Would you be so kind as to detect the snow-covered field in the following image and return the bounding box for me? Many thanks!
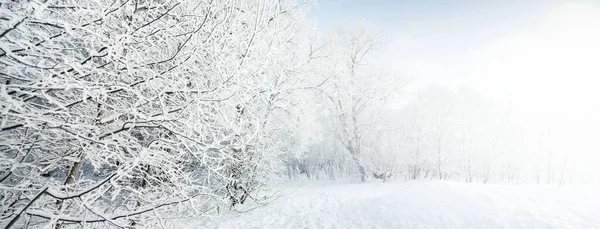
[177,180,600,229]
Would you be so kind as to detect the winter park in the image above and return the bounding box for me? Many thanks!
[1,0,600,228]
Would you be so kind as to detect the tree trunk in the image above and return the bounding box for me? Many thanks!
[358,164,367,182]
[348,147,367,182]
[54,152,84,229]
[64,155,85,186]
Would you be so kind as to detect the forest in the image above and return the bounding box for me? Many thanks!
[1,0,599,228]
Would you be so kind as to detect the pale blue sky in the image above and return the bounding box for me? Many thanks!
[311,0,549,60]
[310,0,543,60]
[308,0,600,97]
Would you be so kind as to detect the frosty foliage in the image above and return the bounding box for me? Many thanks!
[0,0,318,227]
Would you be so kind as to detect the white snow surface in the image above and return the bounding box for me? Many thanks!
[177,180,600,229]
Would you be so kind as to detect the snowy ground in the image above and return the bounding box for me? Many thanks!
[177,180,600,229]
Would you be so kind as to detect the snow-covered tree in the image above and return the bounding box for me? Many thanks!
[0,0,315,227]
[317,25,404,182]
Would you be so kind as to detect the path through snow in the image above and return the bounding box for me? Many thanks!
[178,181,600,229]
